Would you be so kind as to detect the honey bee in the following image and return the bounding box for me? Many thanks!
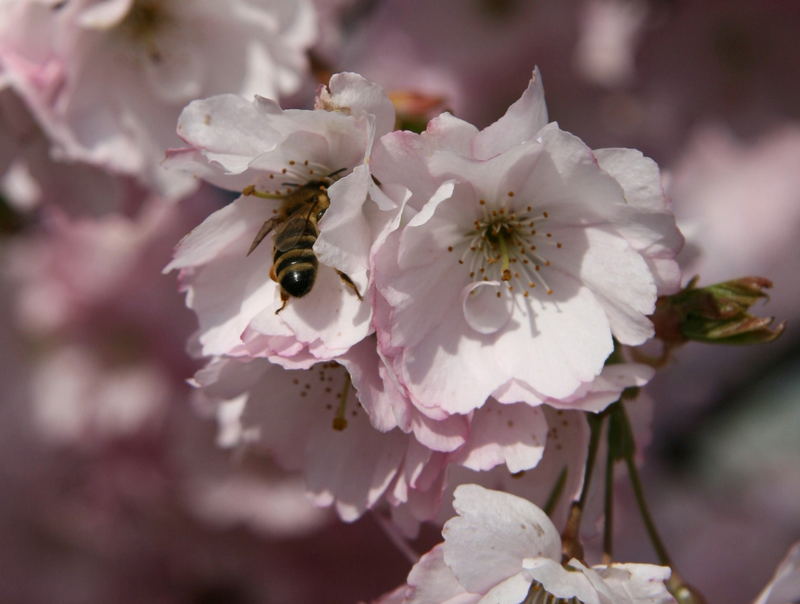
[244,171,362,313]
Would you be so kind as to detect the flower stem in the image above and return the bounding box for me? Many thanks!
[602,427,615,564]
[543,466,568,517]
[617,404,672,567]
[561,412,605,562]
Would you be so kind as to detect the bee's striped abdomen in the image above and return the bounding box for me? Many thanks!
[273,219,319,297]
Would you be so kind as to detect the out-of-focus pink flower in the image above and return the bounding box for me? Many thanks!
[383,484,675,604]
[337,0,582,128]
[165,73,396,364]
[0,81,141,215]
[371,70,678,417]
[670,124,800,321]
[574,0,647,87]
[5,187,223,444]
[0,0,317,196]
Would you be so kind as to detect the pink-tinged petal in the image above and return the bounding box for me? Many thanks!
[185,241,282,358]
[478,573,534,604]
[315,164,372,280]
[387,438,436,505]
[77,0,132,28]
[143,33,205,103]
[525,558,600,604]
[552,225,657,346]
[338,337,401,433]
[452,401,547,473]
[319,71,396,138]
[396,458,450,527]
[247,263,371,360]
[428,144,542,209]
[462,281,513,335]
[589,563,674,604]
[175,94,283,173]
[435,407,588,531]
[163,148,251,191]
[245,125,359,178]
[399,306,507,415]
[492,271,613,401]
[594,148,666,212]
[206,357,411,522]
[545,363,654,413]
[305,406,408,522]
[443,485,561,594]
[372,130,441,210]
[472,67,548,160]
[424,112,479,157]
[406,545,481,604]
[191,356,266,401]
[595,147,683,295]
[530,125,629,223]
[410,412,469,453]
[165,195,277,271]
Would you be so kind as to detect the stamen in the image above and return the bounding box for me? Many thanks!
[332,373,351,431]
[457,201,563,299]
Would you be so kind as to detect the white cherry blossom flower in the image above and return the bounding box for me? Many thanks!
[391,484,675,604]
[370,70,681,417]
[165,73,396,364]
[0,0,317,196]
[191,343,416,522]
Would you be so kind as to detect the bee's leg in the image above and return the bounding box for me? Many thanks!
[275,288,290,314]
[247,217,280,256]
[336,270,363,301]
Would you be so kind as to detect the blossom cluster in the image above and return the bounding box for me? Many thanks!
[165,67,683,527]
[2,1,798,602]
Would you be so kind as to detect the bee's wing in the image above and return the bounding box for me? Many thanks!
[275,199,322,252]
[247,217,280,256]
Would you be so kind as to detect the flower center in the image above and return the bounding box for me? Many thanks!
[243,159,344,199]
[454,195,564,299]
[523,580,584,604]
[289,362,360,431]
[118,0,172,62]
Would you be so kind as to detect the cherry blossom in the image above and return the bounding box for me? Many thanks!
[190,347,413,522]
[193,331,651,526]
[0,0,317,196]
[165,72,396,364]
[387,484,675,604]
[371,70,680,417]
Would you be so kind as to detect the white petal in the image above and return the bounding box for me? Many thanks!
[589,562,674,604]
[552,225,657,345]
[462,281,513,335]
[526,558,601,604]
[322,71,395,139]
[406,545,481,604]
[473,67,549,159]
[165,195,274,271]
[452,402,547,474]
[443,485,562,595]
[176,94,283,173]
[315,164,371,279]
[477,572,533,603]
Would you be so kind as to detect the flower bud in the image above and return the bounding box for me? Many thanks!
[653,276,785,346]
